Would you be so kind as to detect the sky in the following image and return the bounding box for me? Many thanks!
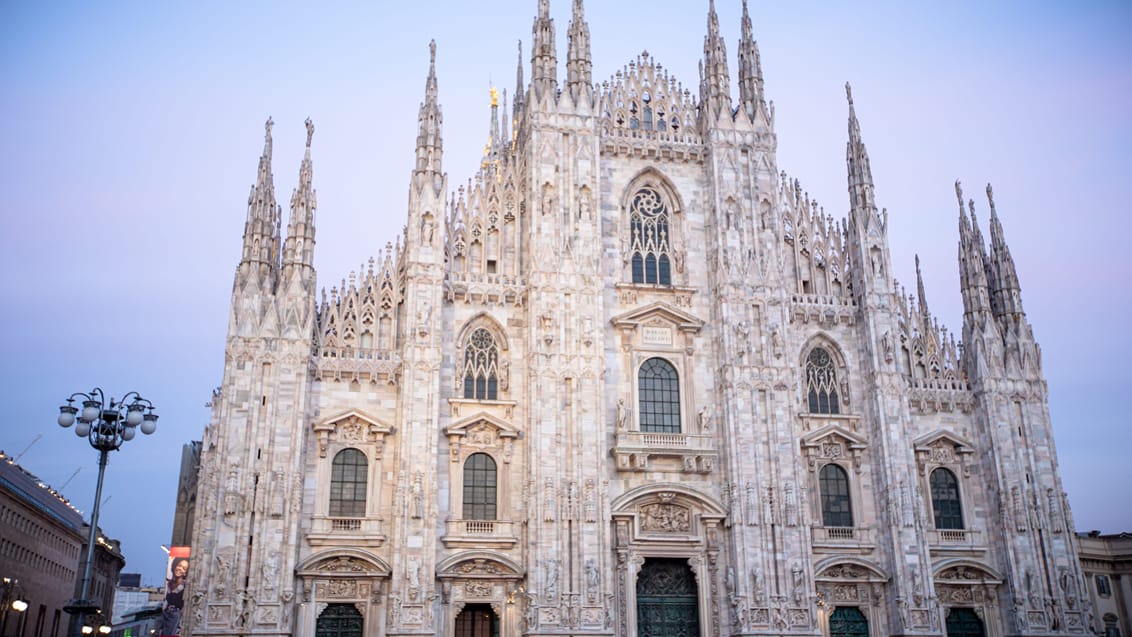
[1,0,1129,585]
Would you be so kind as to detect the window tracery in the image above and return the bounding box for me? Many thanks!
[806,347,841,414]
[629,186,673,285]
[462,328,500,400]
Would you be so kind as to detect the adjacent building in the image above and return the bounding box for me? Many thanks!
[1078,532,1132,637]
[0,450,124,637]
[186,2,1096,636]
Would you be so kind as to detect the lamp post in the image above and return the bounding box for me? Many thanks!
[0,577,29,637]
[57,388,157,635]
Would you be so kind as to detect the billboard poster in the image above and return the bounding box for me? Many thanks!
[161,546,190,637]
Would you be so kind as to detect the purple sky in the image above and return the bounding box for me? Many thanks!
[1,0,1129,585]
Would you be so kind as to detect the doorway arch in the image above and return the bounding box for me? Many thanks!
[945,608,985,637]
[454,603,499,637]
[315,604,363,637]
[635,558,699,637]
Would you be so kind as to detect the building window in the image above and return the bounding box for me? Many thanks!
[462,453,498,520]
[806,347,841,414]
[820,464,853,527]
[639,358,681,433]
[1096,574,1112,597]
[629,186,672,285]
[329,449,367,518]
[930,468,964,530]
[463,328,500,400]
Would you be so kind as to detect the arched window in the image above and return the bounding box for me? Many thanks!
[329,449,367,518]
[639,358,681,433]
[930,468,964,530]
[806,347,840,414]
[463,328,500,400]
[629,186,673,285]
[820,464,853,527]
[462,453,497,520]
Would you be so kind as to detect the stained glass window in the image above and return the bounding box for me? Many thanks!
[806,348,841,414]
[463,328,499,400]
[639,358,681,433]
[629,187,673,285]
[329,449,367,518]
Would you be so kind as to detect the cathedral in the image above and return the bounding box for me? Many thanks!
[185,1,1091,636]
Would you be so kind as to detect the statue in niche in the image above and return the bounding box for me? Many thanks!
[422,217,435,246]
[541,184,556,216]
[410,472,424,519]
[698,406,712,433]
[616,399,631,431]
[578,189,592,220]
[585,559,599,601]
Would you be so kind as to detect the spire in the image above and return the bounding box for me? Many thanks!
[985,183,1025,317]
[699,0,732,118]
[956,180,992,320]
[241,117,281,268]
[531,0,557,99]
[283,118,316,269]
[415,40,443,175]
[565,0,592,99]
[915,254,931,323]
[514,39,526,118]
[845,83,877,216]
[737,0,766,118]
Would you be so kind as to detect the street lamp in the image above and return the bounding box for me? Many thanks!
[79,609,112,635]
[57,388,157,635]
[0,577,29,637]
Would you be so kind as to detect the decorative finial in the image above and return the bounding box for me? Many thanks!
[845,82,853,106]
[265,116,274,136]
[305,118,314,148]
[954,180,964,206]
[986,182,996,212]
[429,39,437,64]
[491,86,499,107]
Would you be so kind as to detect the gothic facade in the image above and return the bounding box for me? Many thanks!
[185,2,1090,636]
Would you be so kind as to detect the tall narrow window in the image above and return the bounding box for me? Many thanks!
[639,358,681,433]
[930,468,964,530]
[329,449,367,518]
[820,464,853,527]
[629,186,673,285]
[463,453,498,520]
[806,347,841,414]
[463,328,500,400]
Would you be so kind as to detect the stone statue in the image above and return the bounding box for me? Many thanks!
[616,399,630,430]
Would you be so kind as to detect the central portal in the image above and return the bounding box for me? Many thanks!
[455,603,499,637]
[636,558,700,637]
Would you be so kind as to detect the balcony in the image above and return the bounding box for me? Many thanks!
[810,526,875,553]
[307,516,386,547]
[441,519,519,549]
[611,431,717,474]
[928,528,986,554]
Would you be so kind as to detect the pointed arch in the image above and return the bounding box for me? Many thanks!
[799,333,850,415]
[621,169,685,286]
[456,313,510,400]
